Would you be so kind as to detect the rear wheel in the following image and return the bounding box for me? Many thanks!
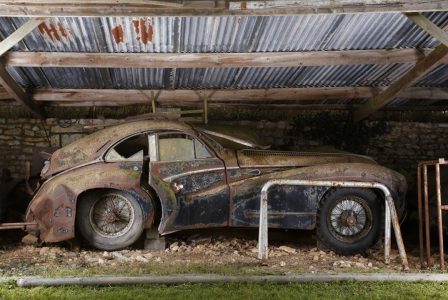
[316,188,381,255]
[77,190,145,250]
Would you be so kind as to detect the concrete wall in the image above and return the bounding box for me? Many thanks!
[0,117,446,180]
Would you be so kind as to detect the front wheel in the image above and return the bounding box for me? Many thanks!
[316,188,382,255]
[77,190,145,250]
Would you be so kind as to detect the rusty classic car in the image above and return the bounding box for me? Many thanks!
[24,118,407,254]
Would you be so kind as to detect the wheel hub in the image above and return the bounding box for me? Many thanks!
[89,194,135,238]
[329,198,369,237]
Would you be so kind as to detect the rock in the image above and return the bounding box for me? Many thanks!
[102,251,114,260]
[354,262,366,269]
[278,246,296,254]
[280,261,286,267]
[143,253,153,259]
[21,234,39,245]
[250,247,258,253]
[169,242,179,249]
[367,262,373,268]
[313,255,319,262]
[134,256,149,263]
[111,252,129,261]
[171,245,179,252]
[39,247,50,256]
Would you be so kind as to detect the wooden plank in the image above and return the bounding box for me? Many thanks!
[354,44,448,121]
[0,87,12,100]
[0,0,445,17]
[406,12,448,47]
[0,63,44,117]
[0,18,43,57]
[41,100,448,112]
[5,48,446,69]
[31,87,382,103]
[30,86,448,104]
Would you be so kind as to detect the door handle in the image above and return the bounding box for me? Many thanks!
[244,169,261,176]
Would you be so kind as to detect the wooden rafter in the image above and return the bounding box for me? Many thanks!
[0,0,445,17]
[353,13,448,122]
[0,63,45,117]
[0,18,43,57]
[23,87,448,106]
[0,18,45,117]
[4,48,448,69]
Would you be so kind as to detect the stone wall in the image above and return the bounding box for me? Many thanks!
[0,117,446,181]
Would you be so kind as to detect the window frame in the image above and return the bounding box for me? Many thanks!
[103,131,149,163]
[152,131,215,163]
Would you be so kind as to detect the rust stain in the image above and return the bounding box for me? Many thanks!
[111,25,124,44]
[133,18,153,44]
[38,22,65,42]
[240,2,247,9]
[58,22,68,39]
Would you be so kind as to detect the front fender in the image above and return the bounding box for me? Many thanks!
[25,162,152,243]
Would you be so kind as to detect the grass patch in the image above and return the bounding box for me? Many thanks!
[1,281,448,299]
[4,260,282,278]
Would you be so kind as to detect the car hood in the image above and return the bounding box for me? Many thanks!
[236,149,377,168]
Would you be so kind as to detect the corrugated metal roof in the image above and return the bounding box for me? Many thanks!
[1,11,448,108]
[1,12,447,53]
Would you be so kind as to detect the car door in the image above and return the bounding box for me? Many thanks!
[148,132,229,232]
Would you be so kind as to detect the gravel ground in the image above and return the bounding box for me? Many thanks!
[0,231,427,277]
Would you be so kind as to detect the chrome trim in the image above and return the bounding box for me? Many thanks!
[148,134,158,162]
[163,167,226,182]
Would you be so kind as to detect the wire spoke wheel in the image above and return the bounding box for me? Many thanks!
[89,193,135,238]
[326,195,373,243]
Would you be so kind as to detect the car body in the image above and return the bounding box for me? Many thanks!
[25,118,407,253]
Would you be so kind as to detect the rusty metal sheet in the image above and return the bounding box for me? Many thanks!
[26,162,151,243]
[25,119,407,249]
[44,120,195,178]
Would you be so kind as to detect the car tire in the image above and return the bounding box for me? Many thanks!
[316,188,382,255]
[77,189,145,251]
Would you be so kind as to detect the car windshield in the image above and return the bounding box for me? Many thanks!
[193,127,269,151]
[194,129,225,153]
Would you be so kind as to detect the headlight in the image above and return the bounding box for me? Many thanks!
[41,160,50,177]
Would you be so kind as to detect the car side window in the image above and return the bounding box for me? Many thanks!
[158,133,212,162]
[105,133,148,162]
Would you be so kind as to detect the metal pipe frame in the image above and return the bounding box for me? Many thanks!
[0,222,37,230]
[418,159,447,269]
[258,179,409,270]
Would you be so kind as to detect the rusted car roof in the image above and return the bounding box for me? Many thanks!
[45,120,195,177]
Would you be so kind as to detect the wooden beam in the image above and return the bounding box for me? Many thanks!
[406,12,448,47]
[29,86,448,105]
[31,87,382,103]
[0,18,43,57]
[0,87,12,100]
[354,13,448,121]
[5,48,447,69]
[0,63,44,117]
[354,44,448,121]
[0,0,444,17]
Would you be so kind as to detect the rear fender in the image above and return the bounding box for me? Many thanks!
[25,162,154,243]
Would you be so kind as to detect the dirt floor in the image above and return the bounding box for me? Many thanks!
[0,228,431,278]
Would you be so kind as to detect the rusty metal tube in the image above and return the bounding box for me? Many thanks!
[0,222,37,230]
[258,179,409,270]
[14,273,448,287]
[417,165,424,268]
[423,164,431,267]
[435,163,445,269]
